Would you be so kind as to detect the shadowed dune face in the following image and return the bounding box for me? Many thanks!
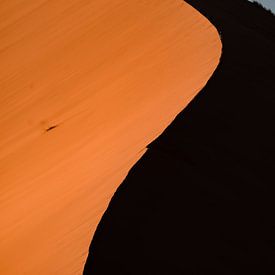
[0,1,221,274]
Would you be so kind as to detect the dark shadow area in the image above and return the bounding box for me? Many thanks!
[84,0,275,274]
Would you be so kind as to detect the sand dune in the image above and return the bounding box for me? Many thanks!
[0,1,221,274]
[83,1,275,273]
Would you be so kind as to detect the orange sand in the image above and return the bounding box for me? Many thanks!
[0,1,221,274]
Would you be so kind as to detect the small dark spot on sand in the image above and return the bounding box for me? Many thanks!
[45,125,58,132]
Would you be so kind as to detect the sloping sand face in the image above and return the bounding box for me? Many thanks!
[0,1,221,274]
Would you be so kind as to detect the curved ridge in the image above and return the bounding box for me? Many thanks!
[83,1,222,274]
[84,0,275,274]
[0,1,221,274]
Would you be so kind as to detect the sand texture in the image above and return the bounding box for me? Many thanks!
[0,1,221,274]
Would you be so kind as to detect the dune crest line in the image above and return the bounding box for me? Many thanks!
[84,0,275,274]
[0,1,221,274]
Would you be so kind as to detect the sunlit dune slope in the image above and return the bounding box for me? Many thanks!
[0,1,221,274]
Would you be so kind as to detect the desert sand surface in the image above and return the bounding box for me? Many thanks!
[0,1,221,274]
